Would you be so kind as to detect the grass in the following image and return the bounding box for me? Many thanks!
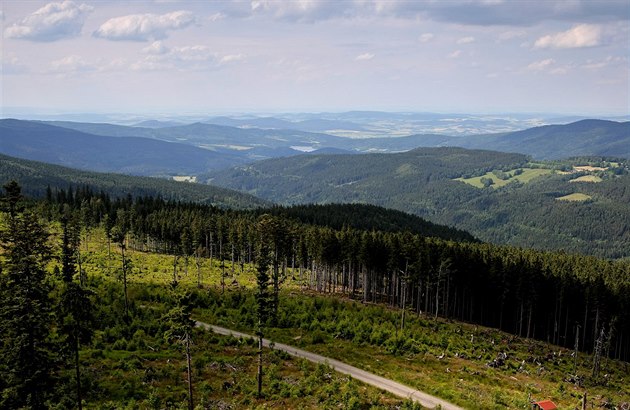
[195,292,630,410]
[570,175,602,183]
[73,229,629,409]
[455,168,552,189]
[556,193,592,202]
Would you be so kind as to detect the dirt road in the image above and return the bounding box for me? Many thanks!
[196,321,463,410]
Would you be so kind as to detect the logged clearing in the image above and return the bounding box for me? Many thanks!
[556,193,592,201]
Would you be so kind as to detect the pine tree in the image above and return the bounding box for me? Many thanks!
[0,181,55,408]
[58,211,95,410]
[255,215,274,397]
[164,293,195,410]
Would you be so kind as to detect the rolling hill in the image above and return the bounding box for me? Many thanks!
[0,153,267,209]
[461,119,630,159]
[0,119,246,176]
[207,147,630,258]
[41,118,630,161]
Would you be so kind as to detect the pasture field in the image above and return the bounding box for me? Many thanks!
[556,193,592,202]
[570,175,603,183]
[455,167,552,188]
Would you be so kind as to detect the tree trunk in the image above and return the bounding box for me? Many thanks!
[186,334,194,410]
[257,333,264,398]
[75,336,83,410]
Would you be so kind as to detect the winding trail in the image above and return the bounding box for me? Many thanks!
[195,321,463,410]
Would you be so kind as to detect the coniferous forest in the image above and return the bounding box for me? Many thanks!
[2,179,629,408]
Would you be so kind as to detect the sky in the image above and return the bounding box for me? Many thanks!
[1,0,629,116]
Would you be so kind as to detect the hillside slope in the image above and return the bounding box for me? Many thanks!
[0,119,246,176]
[208,148,630,258]
[0,153,267,209]
[461,119,630,159]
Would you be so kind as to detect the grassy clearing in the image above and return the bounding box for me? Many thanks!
[455,168,552,189]
[556,193,592,202]
[195,292,630,410]
[570,175,602,183]
[75,230,628,409]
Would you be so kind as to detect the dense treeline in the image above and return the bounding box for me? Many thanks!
[208,149,630,258]
[34,184,630,362]
[0,153,267,209]
[252,203,477,242]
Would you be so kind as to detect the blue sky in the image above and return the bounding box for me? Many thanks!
[2,0,629,115]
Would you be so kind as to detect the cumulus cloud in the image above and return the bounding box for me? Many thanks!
[133,42,244,71]
[456,36,475,44]
[418,33,434,43]
[93,10,195,41]
[142,41,170,55]
[534,24,602,49]
[4,1,93,42]
[526,58,555,71]
[251,0,351,22]
[498,30,526,41]
[48,55,95,73]
[1,56,30,75]
[220,54,246,64]
[355,52,374,61]
[243,0,629,26]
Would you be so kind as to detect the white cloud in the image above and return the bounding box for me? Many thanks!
[448,50,462,59]
[0,55,30,75]
[581,56,627,70]
[142,41,170,55]
[93,10,195,41]
[534,24,602,49]
[418,33,434,43]
[4,1,93,42]
[355,52,375,61]
[48,55,95,73]
[498,30,526,41]
[132,42,245,71]
[208,12,225,22]
[549,67,568,75]
[526,58,555,71]
[456,36,475,44]
[220,54,246,64]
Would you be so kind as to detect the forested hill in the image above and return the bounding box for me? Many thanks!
[0,119,247,176]
[207,148,630,258]
[255,203,478,242]
[207,147,529,201]
[462,119,630,159]
[0,154,267,209]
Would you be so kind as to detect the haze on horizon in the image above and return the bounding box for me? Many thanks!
[1,0,629,117]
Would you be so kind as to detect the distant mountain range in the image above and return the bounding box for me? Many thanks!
[0,119,247,176]
[461,119,630,159]
[1,117,627,179]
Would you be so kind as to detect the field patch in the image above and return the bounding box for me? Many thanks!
[570,175,602,183]
[556,193,592,202]
[455,167,552,188]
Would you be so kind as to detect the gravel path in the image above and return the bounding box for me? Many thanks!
[196,321,463,410]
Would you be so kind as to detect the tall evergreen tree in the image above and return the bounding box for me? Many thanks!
[0,181,55,408]
[255,214,274,397]
[164,293,195,410]
[57,210,95,410]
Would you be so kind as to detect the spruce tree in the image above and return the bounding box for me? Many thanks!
[164,293,195,410]
[255,214,274,397]
[0,181,55,408]
[57,210,95,410]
